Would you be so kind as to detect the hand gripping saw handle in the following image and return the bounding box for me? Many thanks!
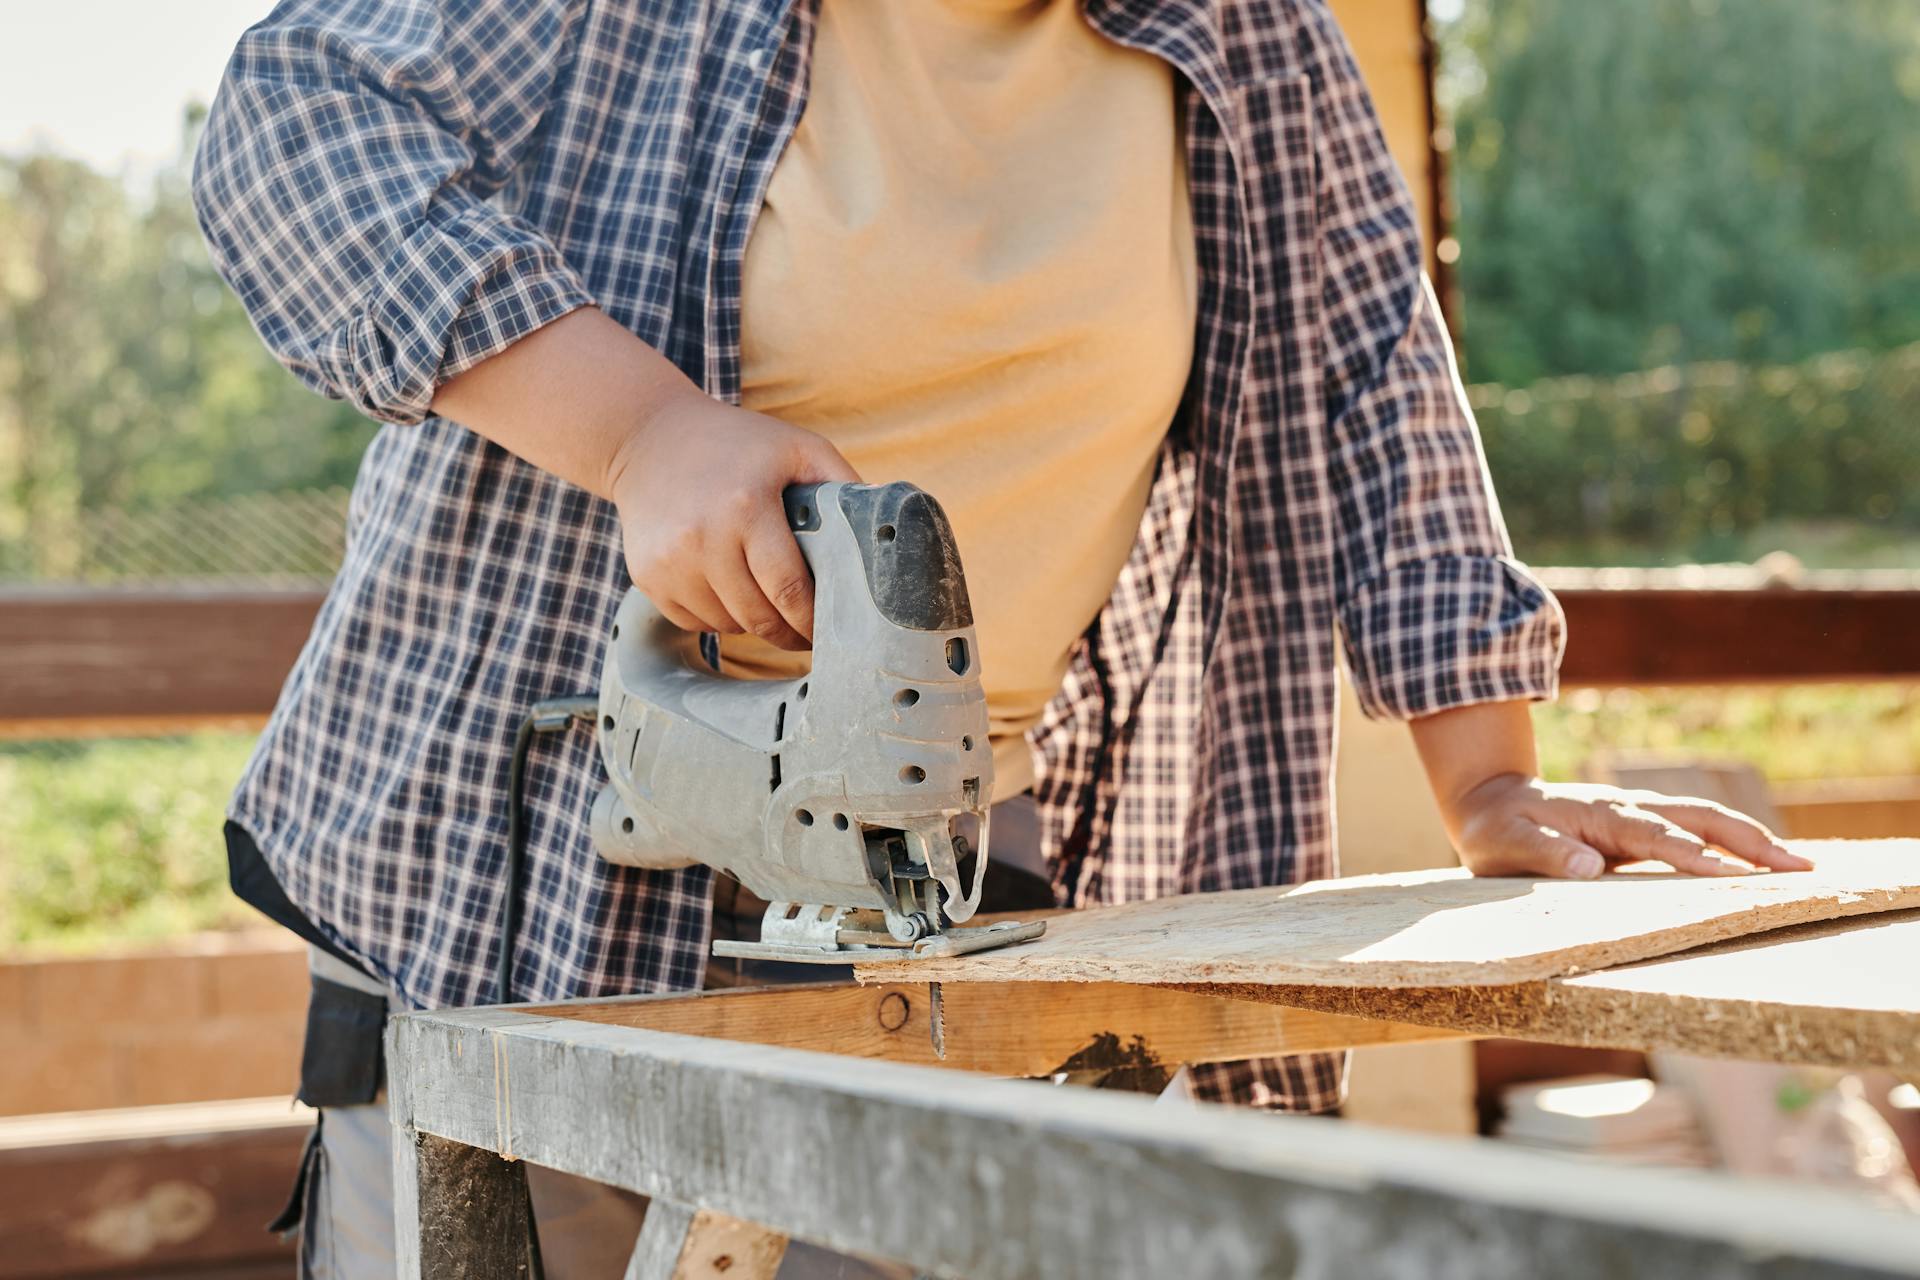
[591,480,1045,962]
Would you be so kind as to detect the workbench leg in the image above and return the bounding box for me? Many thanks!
[393,1127,539,1280]
[623,1198,788,1280]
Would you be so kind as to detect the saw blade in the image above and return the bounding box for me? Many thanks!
[929,980,946,1060]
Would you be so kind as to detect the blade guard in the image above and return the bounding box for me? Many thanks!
[591,482,995,937]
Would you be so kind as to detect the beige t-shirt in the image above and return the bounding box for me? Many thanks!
[713,0,1196,797]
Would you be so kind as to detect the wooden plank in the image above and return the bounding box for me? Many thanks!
[5,585,1918,740]
[1776,778,1920,841]
[0,1096,312,1151]
[1,938,306,1117]
[1557,587,1920,685]
[0,586,319,730]
[0,1098,307,1280]
[623,1201,699,1280]
[856,839,1919,990]
[1341,1042,1479,1136]
[0,713,269,742]
[387,1006,1920,1279]
[1187,911,1920,1074]
[520,980,1461,1078]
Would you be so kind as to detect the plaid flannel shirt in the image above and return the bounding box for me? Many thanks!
[195,0,1563,1112]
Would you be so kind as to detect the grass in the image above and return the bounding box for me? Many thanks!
[0,732,261,953]
[1530,683,1920,782]
[3,685,1916,955]
[1520,523,1920,571]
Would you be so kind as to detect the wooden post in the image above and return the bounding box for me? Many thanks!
[393,1128,537,1280]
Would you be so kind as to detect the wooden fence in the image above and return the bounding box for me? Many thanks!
[3,576,1918,738]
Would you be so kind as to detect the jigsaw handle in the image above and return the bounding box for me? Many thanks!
[614,480,971,673]
[593,481,993,927]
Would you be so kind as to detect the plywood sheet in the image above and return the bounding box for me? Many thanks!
[856,839,1919,989]
[1197,910,1920,1073]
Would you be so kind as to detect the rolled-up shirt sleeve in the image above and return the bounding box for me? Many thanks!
[192,0,594,425]
[1307,7,1565,722]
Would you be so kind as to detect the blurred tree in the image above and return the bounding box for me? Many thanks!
[1444,0,1920,386]
[0,107,372,576]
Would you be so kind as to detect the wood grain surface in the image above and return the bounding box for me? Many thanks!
[391,1006,1920,1280]
[855,839,1919,989]
[0,1098,308,1280]
[522,980,1462,1077]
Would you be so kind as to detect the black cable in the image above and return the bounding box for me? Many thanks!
[498,694,598,1004]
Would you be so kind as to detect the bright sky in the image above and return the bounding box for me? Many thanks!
[0,0,279,177]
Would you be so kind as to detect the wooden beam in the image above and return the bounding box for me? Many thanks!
[1185,911,1920,1075]
[0,1098,306,1280]
[1557,587,1920,685]
[522,980,1461,1079]
[0,586,316,733]
[1776,778,1920,841]
[394,1130,536,1280]
[387,1006,1920,1280]
[5,584,1916,737]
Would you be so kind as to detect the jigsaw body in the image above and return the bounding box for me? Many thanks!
[592,481,1044,962]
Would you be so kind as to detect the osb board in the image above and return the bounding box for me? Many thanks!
[856,839,1919,990]
[1194,910,1920,1073]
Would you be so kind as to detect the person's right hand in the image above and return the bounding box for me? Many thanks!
[606,387,860,650]
[427,307,859,649]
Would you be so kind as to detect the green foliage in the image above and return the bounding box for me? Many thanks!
[0,734,262,952]
[1445,0,1920,387]
[0,111,375,579]
[1531,684,1920,784]
[1476,343,1920,564]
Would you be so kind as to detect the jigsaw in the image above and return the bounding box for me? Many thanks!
[591,480,1046,968]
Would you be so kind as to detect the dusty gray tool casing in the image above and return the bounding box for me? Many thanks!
[592,481,1043,961]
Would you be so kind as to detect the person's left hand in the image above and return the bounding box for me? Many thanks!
[1445,775,1814,880]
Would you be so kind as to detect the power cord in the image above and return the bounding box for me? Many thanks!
[497,694,598,1004]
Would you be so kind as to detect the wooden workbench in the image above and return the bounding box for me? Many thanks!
[388,841,1920,1277]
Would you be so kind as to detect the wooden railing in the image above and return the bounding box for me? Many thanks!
[3,573,1918,739]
